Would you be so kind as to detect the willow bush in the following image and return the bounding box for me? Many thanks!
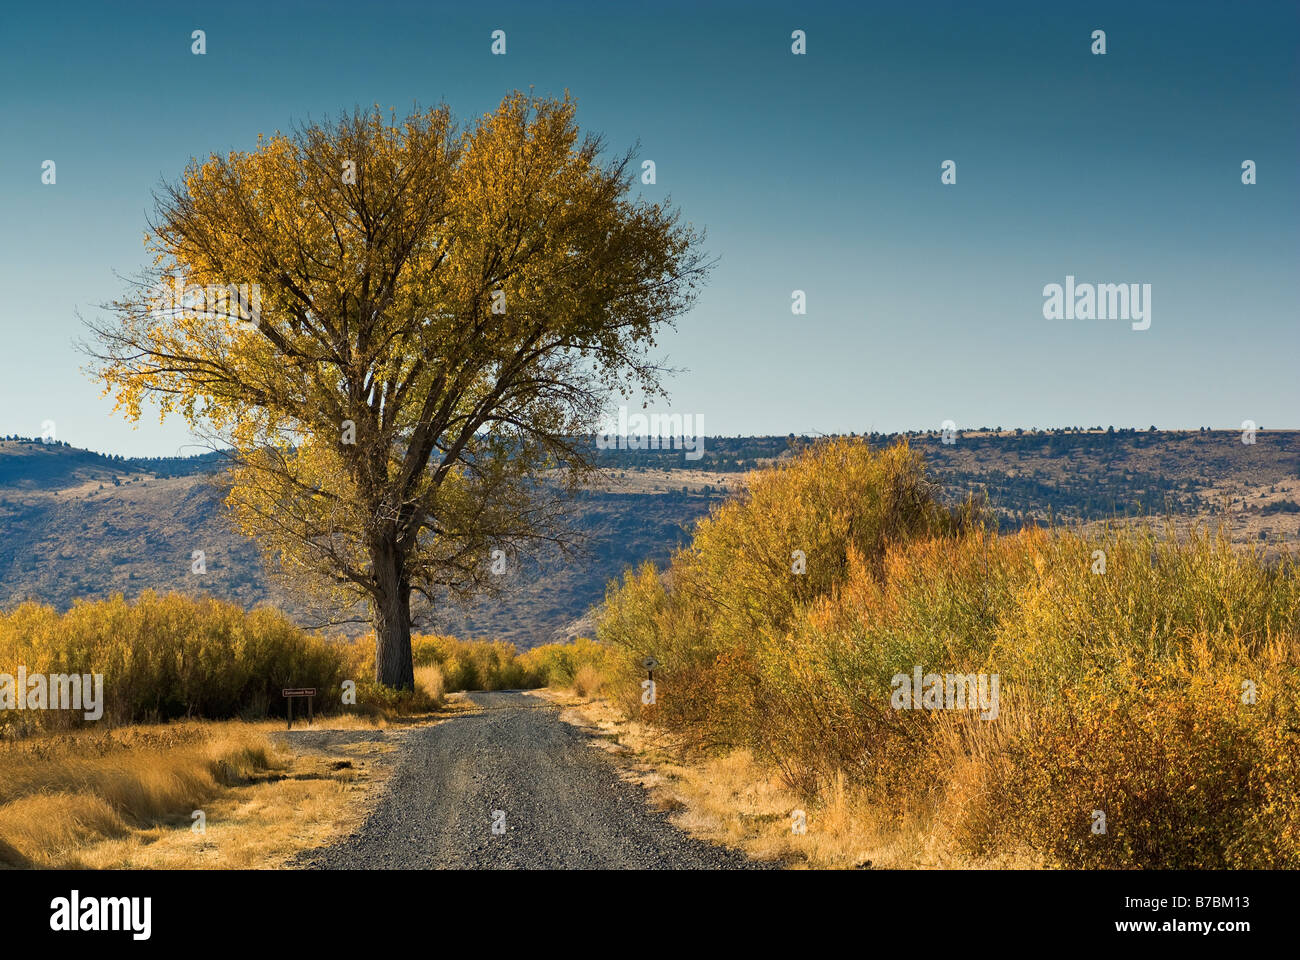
[0,592,348,734]
[595,438,1300,866]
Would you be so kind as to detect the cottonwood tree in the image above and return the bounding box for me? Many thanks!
[86,93,708,688]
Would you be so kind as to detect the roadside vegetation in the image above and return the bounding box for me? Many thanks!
[0,592,613,737]
[587,437,1300,868]
[0,593,349,735]
[0,717,408,868]
[0,594,576,867]
[8,436,1295,869]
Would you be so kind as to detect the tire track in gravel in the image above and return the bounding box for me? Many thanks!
[295,690,768,869]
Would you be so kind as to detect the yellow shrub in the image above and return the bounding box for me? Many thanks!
[0,592,349,733]
[594,437,1300,867]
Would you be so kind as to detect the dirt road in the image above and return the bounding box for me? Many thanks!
[296,690,764,869]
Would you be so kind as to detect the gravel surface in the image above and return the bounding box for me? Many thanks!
[295,690,765,869]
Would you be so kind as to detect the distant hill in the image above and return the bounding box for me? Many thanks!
[0,438,727,647]
[0,439,221,489]
[594,428,1300,542]
[0,430,1295,648]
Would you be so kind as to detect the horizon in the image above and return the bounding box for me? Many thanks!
[0,422,1288,463]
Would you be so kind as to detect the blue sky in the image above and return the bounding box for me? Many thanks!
[1,0,1296,457]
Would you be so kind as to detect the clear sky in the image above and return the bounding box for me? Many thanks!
[1,0,1296,457]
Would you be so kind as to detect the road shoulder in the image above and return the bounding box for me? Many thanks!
[533,688,794,868]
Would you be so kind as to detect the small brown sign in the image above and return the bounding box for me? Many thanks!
[282,688,317,729]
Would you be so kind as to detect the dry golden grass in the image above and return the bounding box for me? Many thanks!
[570,662,605,698]
[414,663,445,704]
[0,716,408,869]
[535,688,1043,869]
[590,467,740,496]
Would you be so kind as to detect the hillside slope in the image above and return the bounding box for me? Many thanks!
[0,431,1294,647]
[0,440,726,646]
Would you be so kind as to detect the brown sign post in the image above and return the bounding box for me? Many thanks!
[282,688,317,729]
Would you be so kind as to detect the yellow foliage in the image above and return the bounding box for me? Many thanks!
[0,592,348,734]
[595,437,1300,867]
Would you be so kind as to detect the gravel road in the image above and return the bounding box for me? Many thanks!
[295,690,765,869]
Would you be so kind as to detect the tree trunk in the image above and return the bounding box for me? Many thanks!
[371,536,415,689]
